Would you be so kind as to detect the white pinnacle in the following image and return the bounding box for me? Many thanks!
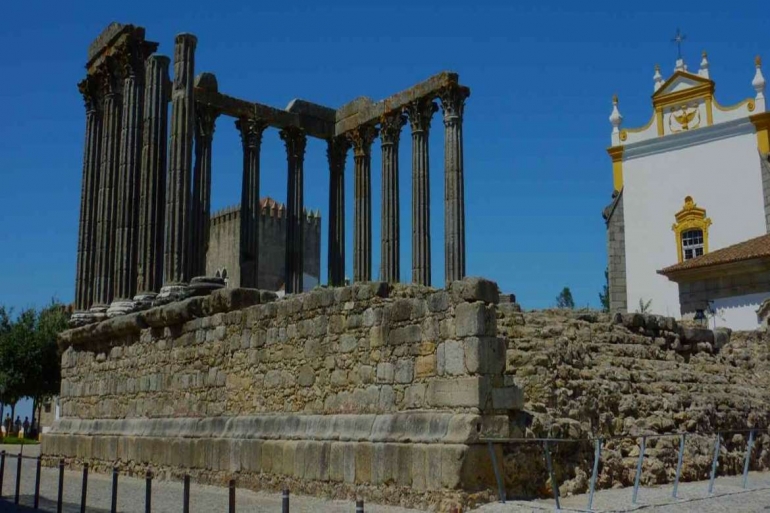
[609,94,623,145]
[698,51,710,79]
[653,64,664,92]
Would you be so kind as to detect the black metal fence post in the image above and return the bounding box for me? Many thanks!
[145,469,152,513]
[183,474,190,513]
[228,479,235,513]
[356,499,364,513]
[282,488,290,513]
[15,453,22,504]
[80,462,89,513]
[0,450,5,499]
[111,466,119,513]
[34,455,42,509]
[56,459,64,513]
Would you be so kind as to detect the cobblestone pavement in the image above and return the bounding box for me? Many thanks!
[3,445,770,512]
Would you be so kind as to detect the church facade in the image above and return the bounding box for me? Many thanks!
[605,52,770,328]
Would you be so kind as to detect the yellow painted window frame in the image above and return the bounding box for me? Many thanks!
[672,196,712,263]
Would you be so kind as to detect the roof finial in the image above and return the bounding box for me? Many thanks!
[653,64,664,92]
[609,94,623,145]
[672,28,688,72]
[698,50,710,79]
[753,54,766,110]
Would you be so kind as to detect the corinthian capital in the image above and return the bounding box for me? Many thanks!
[438,85,470,125]
[78,76,101,113]
[404,97,438,134]
[346,124,379,158]
[279,126,307,160]
[235,117,267,149]
[195,103,220,140]
[379,112,407,145]
[327,136,351,169]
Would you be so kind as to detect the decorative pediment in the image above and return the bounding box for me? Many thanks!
[653,71,714,98]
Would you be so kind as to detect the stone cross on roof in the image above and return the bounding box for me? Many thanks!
[671,28,687,60]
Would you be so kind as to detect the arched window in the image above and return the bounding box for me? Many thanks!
[672,196,712,263]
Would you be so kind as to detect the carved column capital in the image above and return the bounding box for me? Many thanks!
[195,104,220,141]
[78,76,102,114]
[280,126,307,159]
[235,117,267,150]
[404,97,438,134]
[379,112,407,145]
[327,136,350,168]
[438,85,470,126]
[346,124,379,158]
[95,56,125,97]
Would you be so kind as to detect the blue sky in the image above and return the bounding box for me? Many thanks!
[1,0,768,319]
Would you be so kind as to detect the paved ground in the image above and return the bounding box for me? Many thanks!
[2,444,770,512]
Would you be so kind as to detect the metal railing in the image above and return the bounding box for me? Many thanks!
[482,428,761,511]
[0,451,396,512]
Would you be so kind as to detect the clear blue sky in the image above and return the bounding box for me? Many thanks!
[1,0,768,319]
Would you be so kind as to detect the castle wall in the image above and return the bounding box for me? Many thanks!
[43,278,518,510]
[206,206,321,291]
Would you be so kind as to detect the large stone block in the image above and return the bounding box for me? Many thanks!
[450,277,499,304]
[455,302,493,337]
[426,377,489,408]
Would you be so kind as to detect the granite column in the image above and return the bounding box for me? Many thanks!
[74,77,103,311]
[190,99,219,279]
[347,125,378,283]
[281,127,307,294]
[92,61,123,308]
[379,112,406,283]
[163,33,197,286]
[136,55,170,295]
[113,51,146,303]
[405,98,437,286]
[439,86,470,284]
[236,117,266,288]
[327,136,349,286]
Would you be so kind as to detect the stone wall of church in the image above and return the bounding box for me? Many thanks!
[604,189,627,314]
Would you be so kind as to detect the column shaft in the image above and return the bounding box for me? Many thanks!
[137,55,170,294]
[439,86,470,284]
[114,57,145,300]
[347,125,378,283]
[327,137,349,286]
[190,105,218,279]
[74,78,103,310]
[92,65,123,307]
[236,118,266,288]
[164,33,197,284]
[281,128,307,294]
[379,113,406,283]
[405,98,437,286]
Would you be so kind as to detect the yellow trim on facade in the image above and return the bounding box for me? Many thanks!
[656,109,664,136]
[705,97,713,126]
[750,112,770,153]
[607,146,624,191]
[653,83,715,110]
[713,97,756,112]
[672,196,712,263]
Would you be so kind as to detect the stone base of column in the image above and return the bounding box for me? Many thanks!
[132,292,158,311]
[68,310,99,328]
[107,299,138,318]
[188,276,226,297]
[87,304,109,323]
[154,283,191,307]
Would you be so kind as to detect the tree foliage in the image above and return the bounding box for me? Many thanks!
[556,287,575,309]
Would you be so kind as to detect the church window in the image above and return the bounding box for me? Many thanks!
[672,196,711,263]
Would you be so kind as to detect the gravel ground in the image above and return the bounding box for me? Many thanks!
[2,444,770,512]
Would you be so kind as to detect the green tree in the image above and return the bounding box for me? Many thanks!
[599,268,610,313]
[27,302,67,429]
[0,308,35,433]
[637,298,653,314]
[556,287,575,309]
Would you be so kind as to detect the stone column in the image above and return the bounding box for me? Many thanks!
[280,127,307,294]
[92,60,123,309]
[74,77,103,311]
[190,99,219,280]
[326,136,349,286]
[113,50,146,304]
[405,98,437,286]
[136,55,170,297]
[163,33,197,287]
[347,125,378,283]
[439,85,470,285]
[236,117,267,288]
[379,112,406,283]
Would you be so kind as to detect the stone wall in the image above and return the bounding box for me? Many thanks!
[44,278,519,510]
[498,304,770,498]
[603,189,627,314]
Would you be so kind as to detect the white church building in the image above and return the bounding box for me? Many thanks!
[604,51,770,329]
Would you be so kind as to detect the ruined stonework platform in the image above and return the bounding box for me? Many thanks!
[44,278,519,510]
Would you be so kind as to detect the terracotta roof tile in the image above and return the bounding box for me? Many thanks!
[658,233,770,275]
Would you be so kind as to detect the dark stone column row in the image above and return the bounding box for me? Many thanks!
[163,33,197,286]
[236,117,267,288]
[379,112,406,283]
[327,137,349,287]
[347,125,378,283]
[74,78,103,311]
[136,55,170,296]
[281,127,308,294]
